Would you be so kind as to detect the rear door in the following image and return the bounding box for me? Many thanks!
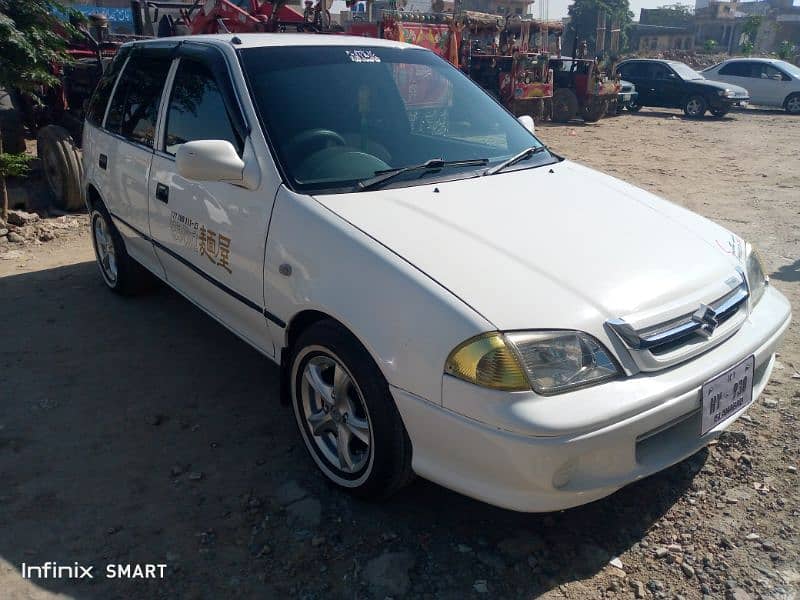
[617,62,651,105]
[102,46,172,276]
[147,44,277,356]
[750,62,792,106]
[714,61,752,97]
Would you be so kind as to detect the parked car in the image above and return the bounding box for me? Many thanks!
[617,79,639,112]
[616,58,749,118]
[702,58,800,114]
[83,35,791,513]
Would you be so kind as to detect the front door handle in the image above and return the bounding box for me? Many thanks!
[155,183,169,204]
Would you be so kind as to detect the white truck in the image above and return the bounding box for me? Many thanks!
[83,34,790,512]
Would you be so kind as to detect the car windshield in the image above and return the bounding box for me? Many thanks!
[778,60,800,78]
[239,45,553,193]
[671,62,704,81]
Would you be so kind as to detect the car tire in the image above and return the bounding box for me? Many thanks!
[37,125,84,211]
[626,102,642,113]
[90,204,152,295]
[784,93,800,115]
[709,107,729,118]
[290,320,414,499]
[552,89,578,122]
[683,95,707,118]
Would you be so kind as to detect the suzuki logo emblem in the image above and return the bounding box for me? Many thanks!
[692,304,719,338]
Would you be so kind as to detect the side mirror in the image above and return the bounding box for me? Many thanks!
[518,114,535,134]
[771,73,783,81]
[176,140,245,184]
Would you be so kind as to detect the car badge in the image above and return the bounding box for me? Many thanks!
[692,304,719,338]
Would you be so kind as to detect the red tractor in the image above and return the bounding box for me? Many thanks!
[1,13,128,211]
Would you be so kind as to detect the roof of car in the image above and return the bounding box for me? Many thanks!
[618,58,685,65]
[717,57,783,63]
[124,33,414,51]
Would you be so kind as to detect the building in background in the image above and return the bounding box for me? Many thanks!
[630,7,695,51]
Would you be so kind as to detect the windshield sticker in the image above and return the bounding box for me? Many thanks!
[345,49,381,63]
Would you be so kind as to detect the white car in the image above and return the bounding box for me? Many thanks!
[703,58,800,114]
[83,34,791,512]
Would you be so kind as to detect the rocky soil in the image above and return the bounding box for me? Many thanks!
[0,107,798,600]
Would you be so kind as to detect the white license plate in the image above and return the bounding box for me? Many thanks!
[701,355,755,435]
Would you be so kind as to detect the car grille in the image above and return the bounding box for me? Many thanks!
[607,276,749,373]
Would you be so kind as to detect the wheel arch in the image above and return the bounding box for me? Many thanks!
[85,182,103,212]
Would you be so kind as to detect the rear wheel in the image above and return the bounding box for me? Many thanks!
[785,93,800,115]
[37,125,83,211]
[290,320,413,499]
[552,89,578,122]
[683,95,707,118]
[90,205,151,295]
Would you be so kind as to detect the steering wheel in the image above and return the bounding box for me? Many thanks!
[285,129,346,163]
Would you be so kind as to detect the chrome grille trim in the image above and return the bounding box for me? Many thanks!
[606,274,749,372]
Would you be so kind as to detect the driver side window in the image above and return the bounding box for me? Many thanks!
[163,59,241,156]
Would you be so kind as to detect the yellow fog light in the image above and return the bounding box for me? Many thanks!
[445,333,529,391]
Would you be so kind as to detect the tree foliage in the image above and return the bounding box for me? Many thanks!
[0,152,33,179]
[566,0,634,57]
[0,0,77,99]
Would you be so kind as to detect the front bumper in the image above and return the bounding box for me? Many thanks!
[713,95,750,110]
[392,286,791,512]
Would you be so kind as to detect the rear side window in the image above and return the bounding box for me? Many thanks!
[619,62,648,79]
[163,59,241,156]
[106,52,171,147]
[86,46,130,125]
[719,62,749,77]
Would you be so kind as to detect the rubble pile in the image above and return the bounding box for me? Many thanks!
[0,209,83,247]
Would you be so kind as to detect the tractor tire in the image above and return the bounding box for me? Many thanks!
[552,89,578,123]
[582,99,606,122]
[0,88,26,154]
[37,125,84,211]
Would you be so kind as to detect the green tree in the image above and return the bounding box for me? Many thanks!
[777,40,794,60]
[0,0,75,219]
[741,15,761,51]
[703,39,718,53]
[566,0,634,57]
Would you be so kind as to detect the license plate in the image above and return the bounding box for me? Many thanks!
[739,101,749,108]
[701,355,755,435]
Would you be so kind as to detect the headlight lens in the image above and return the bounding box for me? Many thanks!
[445,332,529,391]
[506,331,620,395]
[745,242,768,308]
[719,89,736,97]
[445,331,620,395]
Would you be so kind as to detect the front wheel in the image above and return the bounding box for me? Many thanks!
[709,107,729,118]
[627,101,642,113]
[684,95,707,118]
[290,320,413,499]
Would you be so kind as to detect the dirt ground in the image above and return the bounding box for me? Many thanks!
[0,107,798,600]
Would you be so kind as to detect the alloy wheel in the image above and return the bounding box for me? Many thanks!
[92,214,118,285]
[299,353,372,475]
[787,95,800,114]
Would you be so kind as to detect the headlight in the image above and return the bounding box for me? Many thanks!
[745,242,768,308]
[506,331,620,395]
[719,89,736,97]
[445,332,529,391]
[445,331,620,395]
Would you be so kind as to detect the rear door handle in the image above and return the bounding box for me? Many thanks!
[155,183,169,204]
[99,154,107,170]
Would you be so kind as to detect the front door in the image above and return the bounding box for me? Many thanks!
[148,51,277,356]
[649,63,684,108]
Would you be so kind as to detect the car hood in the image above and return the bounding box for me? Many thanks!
[313,160,746,333]
[692,77,749,95]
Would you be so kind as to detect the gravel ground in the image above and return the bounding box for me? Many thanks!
[0,106,798,600]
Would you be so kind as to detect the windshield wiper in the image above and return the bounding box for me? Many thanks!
[483,146,547,176]
[357,157,488,191]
